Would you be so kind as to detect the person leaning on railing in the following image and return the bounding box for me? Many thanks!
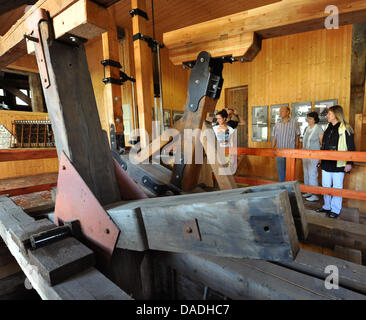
[316,105,355,219]
[302,112,324,202]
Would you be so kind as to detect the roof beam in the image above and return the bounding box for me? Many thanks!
[164,0,366,65]
[0,0,113,70]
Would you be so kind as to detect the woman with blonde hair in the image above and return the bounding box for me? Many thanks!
[316,105,355,218]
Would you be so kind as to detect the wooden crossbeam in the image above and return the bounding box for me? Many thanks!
[164,0,366,65]
[108,189,299,262]
[155,251,366,300]
[1,85,31,105]
[0,0,113,69]
[0,0,78,69]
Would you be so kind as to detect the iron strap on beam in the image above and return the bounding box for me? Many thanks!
[132,33,164,50]
[129,8,149,20]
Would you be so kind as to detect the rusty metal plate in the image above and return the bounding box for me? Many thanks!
[182,219,202,241]
[54,153,120,261]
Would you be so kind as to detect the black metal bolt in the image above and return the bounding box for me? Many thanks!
[186,227,193,234]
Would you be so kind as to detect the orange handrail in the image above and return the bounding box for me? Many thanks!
[0,148,57,162]
[231,147,366,201]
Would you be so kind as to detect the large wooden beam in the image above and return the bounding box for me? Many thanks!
[29,72,45,112]
[155,252,366,300]
[108,189,300,262]
[0,0,113,70]
[0,0,78,69]
[350,23,366,129]
[102,28,124,135]
[131,0,153,142]
[164,0,366,65]
[33,21,120,205]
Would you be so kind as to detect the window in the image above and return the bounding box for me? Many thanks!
[15,89,29,106]
[0,88,4,96]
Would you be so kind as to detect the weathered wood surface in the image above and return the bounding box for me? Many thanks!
[35,22,120,205]
[334,245,362,265]
[155,252,366,300]
[120,181,307,240]
[0,0,78,69]
[0,196,131,300]
[279,249,366,295]
[305,209,366,264]
[164,0,366,65]
[115,154,180,196]
[108,189,299,262]
[350,23,366,129]
[200,120,237,190]
[29,72,45,112]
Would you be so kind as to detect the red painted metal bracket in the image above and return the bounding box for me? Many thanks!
[54,153,120,262]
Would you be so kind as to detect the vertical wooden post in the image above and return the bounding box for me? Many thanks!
[102,27,124,138]
[34,21,121,205]
[350,23,366,130]
[286,157,296,181]
[131,0,153,145]
[29,72,45,113]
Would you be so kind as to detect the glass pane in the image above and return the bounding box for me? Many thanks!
[16,97,28,106]
[252,106,268,142]
[292,102,312,137]
[314,99,338,131]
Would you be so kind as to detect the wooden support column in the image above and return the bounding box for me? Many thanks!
[28,72,45,113]
[350,23,366,129]
[131,0,153,144]
[286,157,296,181]
[102,28,124,137]
[34,21,121,206]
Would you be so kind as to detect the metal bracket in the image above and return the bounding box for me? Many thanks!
[141,176,169,195]
[182,219,202,241]
[129,8,149,20]
[132,33,164,50]
[54,153,120,262]
[187,51,224,112]
[171,154,186,189]
[101,59,122,69]
[25,9,52,89]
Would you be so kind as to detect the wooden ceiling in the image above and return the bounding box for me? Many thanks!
[0,0,280,40]
[108,0,281,39]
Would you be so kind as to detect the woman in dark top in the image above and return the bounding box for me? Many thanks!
[317,105,355,218]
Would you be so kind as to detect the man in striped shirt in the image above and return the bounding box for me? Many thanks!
[271,106,300,182]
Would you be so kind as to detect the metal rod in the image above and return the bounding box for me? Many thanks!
[157,45,164,132]
[131,81,137,132]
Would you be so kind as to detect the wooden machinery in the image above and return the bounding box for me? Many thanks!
[1,0,366,300]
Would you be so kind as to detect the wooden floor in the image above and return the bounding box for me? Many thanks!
[0,173,57,197]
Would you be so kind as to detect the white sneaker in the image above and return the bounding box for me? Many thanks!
[306,195,319,202]
[302,193,312,198]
